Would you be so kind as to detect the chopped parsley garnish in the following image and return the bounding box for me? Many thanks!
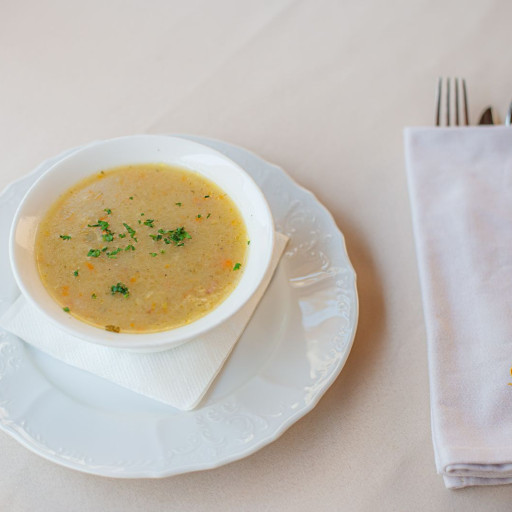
[104,208,112,215]
[91,293,97,299]
[123,223,137,241]
[129,196,133,200]
[87,249,101,258]
[88,220,109,230]
[138,219,141,224]
[233,263,241,270]
[105,325,120,333]
[247,240,251,245]
[175,202,182,207]
[149,233,162,241]
[207,213,211,219]
[111,282,129,297]
[73,269,79,277]
[125,244,135,251]
[106,248,122,258]
[160,250,165,254]
[204,195,210,198]
[149,252,158,257]
[59,235,71,240]
[143,219,154,227]
[89,220,115,242]
[101,246,108,252]
[140,213,145,216]
[197,214,202,219]
[118,233,127,238]
[63,307,70,312]
[160,226,191,246]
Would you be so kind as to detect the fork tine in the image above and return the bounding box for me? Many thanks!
[436,77,442,126]
[436,78,469,127]
[455,78,460,126]
[462,79,469,125]
[446,77,450,126]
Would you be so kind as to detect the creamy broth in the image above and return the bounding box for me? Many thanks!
[35,163,248,333]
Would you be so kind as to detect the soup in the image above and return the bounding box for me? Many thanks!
[35,163,248,333]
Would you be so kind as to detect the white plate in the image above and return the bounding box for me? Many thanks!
[0,136,358,478]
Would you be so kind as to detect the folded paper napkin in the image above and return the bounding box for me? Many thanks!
[405,126,512,488]
[0,233,288,411]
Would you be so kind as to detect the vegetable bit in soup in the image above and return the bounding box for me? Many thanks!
[35,163,248,333]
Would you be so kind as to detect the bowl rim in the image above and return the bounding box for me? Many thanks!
[9,134,275,352]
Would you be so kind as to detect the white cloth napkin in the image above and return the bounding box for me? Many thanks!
[405,126,512,488]
[0,233,288,411]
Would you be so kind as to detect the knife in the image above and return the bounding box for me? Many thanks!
[478,106,496,125]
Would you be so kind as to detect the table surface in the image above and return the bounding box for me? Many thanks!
[2,0,512,510]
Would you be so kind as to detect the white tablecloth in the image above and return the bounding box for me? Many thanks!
[2,0,512,510]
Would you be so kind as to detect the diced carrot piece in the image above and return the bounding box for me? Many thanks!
[61,285,69,297]
[223,259,233,269]
[86,262,94,270]
[130,277,137,283]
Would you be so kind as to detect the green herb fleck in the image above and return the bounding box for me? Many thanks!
[197,214,202,219]
[106,248,122,258]
[149,252,158,257]
[111,282,129,297]
[233,263,241,271]
[129,196,133,200]
[63,307,70,313]
[101,246,108,252]
[175,202,182,207]
[204,195,210,198]
[143,219,154,228]
[149,233,162,241]
[73,269,79,277]
[123,223,137,242]
[247,240,251,245]
[87,249,101,258]
[105,324,120,333]
[118,233,126,238]
[140,213,145,216]
[125,244,135,251]
[91,293,97,299]
[207,213,211,219]
[104,208,112,215]
[161,226,191,246]
[59,235,71,240]
[160,250,165,254]
[89,220,115,242]
[88,220,109,230]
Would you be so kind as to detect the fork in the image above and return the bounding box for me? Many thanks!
[435,77,469,126]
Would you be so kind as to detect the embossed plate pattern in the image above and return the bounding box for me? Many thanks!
[0,136,358,477]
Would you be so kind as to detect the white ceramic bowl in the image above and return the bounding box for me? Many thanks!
[10,135,275,352]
